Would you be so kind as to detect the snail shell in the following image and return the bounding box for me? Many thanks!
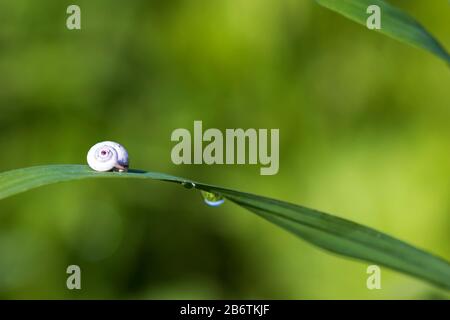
[87,141,129,172]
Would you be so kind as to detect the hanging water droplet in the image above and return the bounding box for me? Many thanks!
[182,181,195,189]
[200,191,225,207]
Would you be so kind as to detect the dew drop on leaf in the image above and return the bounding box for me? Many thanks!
[200,191,225,207]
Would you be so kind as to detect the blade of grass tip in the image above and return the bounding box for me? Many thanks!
[315,0,450,63]
[194,184,450,290]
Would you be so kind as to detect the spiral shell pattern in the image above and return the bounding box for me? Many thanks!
[87,141,129,172]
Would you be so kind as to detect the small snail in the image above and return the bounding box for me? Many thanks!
[87,141,129,172]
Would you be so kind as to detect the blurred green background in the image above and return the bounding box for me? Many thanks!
[0,0,449,299]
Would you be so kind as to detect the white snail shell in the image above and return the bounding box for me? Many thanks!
[87,141,129,172]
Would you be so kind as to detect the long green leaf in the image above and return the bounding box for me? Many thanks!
[315,0,450,63]
[1,165,449,290]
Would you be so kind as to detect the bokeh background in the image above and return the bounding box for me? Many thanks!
[0,0,449,299]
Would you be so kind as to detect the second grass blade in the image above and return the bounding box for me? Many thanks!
[316,0,450,63]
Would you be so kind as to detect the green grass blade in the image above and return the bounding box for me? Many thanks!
[315,0,450,63]
[1,165,449,289]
